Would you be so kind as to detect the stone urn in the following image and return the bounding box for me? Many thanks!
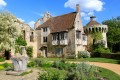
[11,46,28,71]
[11,56,28,71]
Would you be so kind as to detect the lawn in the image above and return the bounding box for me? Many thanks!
[98,67,120,80]
[39,57,120,64]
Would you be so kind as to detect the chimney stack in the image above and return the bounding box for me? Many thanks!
[76,4,80,13]
[90,16,96,21]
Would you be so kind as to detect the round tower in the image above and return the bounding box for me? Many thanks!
[84,16,108,51]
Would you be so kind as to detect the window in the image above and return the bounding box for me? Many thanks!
[43,27,47,32]
[30,32,34,42]
[55,48,63,55]
[52,34,57,40]
[61,33,64,40]
[83,35,86,41]
[76,31,81,39]
[23,30,25,40]
[43,37,47,42]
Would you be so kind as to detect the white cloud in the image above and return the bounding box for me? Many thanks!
[28,21,35,28]
[17,18,25,22]
[64,0,104,20]
[0,0,7,10]
[84,16,90,21]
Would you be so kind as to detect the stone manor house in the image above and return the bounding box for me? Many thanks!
[5,4,108,58]
[33,4,108,58]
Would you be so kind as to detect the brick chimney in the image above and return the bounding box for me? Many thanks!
[90,16,96,21]
[76,4,80,13]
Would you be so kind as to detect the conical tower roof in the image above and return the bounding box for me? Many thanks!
[86,16,100,27]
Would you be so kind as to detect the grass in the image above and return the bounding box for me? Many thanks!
[38,57,120,64]
[98,67,120,80]
[20,70,33,76]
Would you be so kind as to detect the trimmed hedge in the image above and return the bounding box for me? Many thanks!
[101,53,120,60]
[91,53,120,60]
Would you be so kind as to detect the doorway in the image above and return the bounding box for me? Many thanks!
[4,50,11,60]
[40,46,48,57]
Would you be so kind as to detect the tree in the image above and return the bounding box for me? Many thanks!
[92,31,103,43]
[0,11,21,52]
[103,16,120,52]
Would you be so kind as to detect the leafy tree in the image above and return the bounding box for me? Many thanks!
[15,35,27,53]
[0,11,21,52]
[15,36,27,46]
[103,16,120,52]
[26,46,33,58]
[92,31,103,43]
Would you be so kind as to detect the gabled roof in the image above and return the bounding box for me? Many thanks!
[36,12,77,33]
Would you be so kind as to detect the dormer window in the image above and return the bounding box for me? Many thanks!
[43,27,47,32]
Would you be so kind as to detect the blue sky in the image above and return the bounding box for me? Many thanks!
[0,0,120,28]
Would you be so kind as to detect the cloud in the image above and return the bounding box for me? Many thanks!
[28,21,35,28]
[0,0,7,10]
[17,18,25,22]
[64,0,104,20]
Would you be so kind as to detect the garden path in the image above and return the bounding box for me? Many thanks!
[89,62,120,75]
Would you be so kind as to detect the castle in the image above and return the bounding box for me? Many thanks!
[33,4,108,58]
[4,4,108,59]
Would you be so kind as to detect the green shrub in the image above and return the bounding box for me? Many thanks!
[0,58,5,62]
[52,60,68,70]
[2,62,10,68]
[78,51,91,58]
[52,60,75,70]
[38,70,62,80]
[65,62,98,80]
[27,58,52,68]
[26,46,33,58]
[93,43,111,54]
[27,61,36,67]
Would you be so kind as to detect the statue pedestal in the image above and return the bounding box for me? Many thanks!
[11,56,28,71]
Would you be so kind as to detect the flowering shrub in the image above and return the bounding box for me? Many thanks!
[78,51,91,58]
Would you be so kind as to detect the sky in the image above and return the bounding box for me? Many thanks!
[0,0,120,28]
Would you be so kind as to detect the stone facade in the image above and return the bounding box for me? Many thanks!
[35,4,87,58]
[21,24,37,58]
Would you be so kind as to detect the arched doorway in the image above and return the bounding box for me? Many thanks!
[4,50,11,60]
[40,46,48,57]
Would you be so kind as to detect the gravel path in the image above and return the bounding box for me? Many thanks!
[89,62,120,75]
[0,68,40,80]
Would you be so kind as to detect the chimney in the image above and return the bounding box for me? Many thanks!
[76,4,80,13]
[90,16,96,21]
